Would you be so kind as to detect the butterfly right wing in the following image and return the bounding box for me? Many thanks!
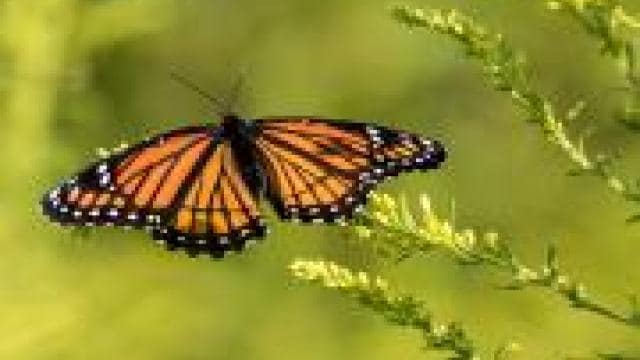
[252,118,445,222]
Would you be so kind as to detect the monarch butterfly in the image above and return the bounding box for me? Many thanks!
[42,115,445,257]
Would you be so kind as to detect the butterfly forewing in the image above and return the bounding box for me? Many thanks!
[43,128,209,224]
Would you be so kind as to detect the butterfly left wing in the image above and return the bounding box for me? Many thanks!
[252,118,445,222]
[42,127,265,257]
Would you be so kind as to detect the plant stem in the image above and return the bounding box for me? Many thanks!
[392,5,635,213]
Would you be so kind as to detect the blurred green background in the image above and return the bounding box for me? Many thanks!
[1,0,639,358]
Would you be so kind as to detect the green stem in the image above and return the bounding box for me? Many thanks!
[392,5,632,208]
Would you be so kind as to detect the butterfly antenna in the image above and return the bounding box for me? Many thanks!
[170,71,227,115]
[227,70,246,112]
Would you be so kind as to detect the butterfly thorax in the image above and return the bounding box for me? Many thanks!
[220,114,263,195]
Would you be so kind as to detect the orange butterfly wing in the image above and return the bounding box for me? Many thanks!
[159,141,265,255]
[42,127,265,256]
[253,118,445,222]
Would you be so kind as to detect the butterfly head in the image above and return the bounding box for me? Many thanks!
[222,113,239,126]
[221,114,242,135]
[221,113,258,139]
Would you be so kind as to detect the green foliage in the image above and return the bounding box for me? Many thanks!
[545,0,640,222]
[358,192,640,328]
[392,4,640,218]
[289,259,476,359]
[546,0,640,133]
[290,191,638,357]
[546,0,640,70]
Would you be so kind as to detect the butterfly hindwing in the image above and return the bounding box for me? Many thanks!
[42,126,265,257]
[253,118,445,222]
[156,142,265,256]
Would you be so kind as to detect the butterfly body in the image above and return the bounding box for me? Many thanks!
[42,116,446,257]
[219,115,265,196]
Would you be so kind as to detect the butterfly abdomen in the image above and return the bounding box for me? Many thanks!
[221,116,264,196]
